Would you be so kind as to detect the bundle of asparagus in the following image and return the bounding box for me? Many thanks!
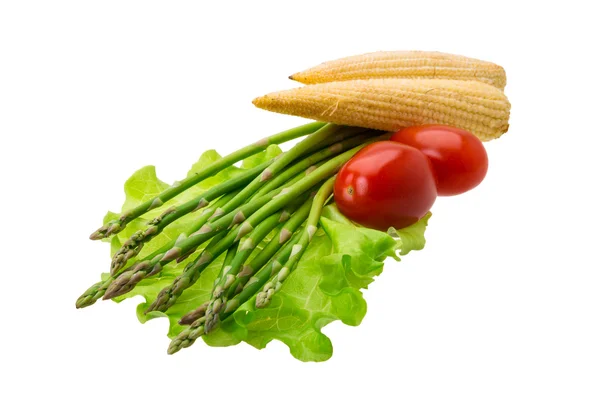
[79,123,392,351]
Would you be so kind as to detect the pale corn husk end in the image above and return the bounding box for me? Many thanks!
[253,78,511,142]
[290,50,507,90]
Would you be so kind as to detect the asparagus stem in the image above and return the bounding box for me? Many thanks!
[167,234,301,354]
[110,162,269,275]
[253,131,376,198]
[89,122,325,240]
[231,143,369,243]
[218,212,287,293]
[303,126,369,152]
[201,124,340,227]
[174,198,312,334]
[76,193,238,308]
[103,185,285,299]
[256,177,335,308]
[217,244,239,287]
[87,133,390,307]
[238,132,393,242]
[203,198,306,332]
[222,234,300,315]
[225,196,313,299]
[178,244,236,325]
[102,172,309,300]
[145,204,298,314]
[257,124,341,184]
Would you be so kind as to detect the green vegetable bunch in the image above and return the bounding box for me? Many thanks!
[77,122,430,361]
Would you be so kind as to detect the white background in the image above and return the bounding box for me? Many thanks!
[1,1,599,399]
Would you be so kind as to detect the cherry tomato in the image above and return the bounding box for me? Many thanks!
[334,141,437,231]
[391,125,488,196]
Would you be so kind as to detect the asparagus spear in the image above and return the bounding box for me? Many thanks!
[201,124,340,225]
[129,144,365,303]
[178,302,208,325]
[229,142,370,244]
[89,122,325,240]
[303,126,370,153]
[252,131,376,199]
[221,235,300,315]
[172,179,333,347]
[110,162,269,275]
[76,193,237,308]
[102,182,300,300]
[202,197,308,332]
[76,278,115,309]
[89,133,389,305]
[178,198,312,326]
[145,204,298,314]
[168,316,207,354]
[178,245,237,325]
[256,176,335,308]
[167,235,301,354]
[225,196,313,299]
[237,132,393,242]
[105,132,381,298]
[215,244,238,287]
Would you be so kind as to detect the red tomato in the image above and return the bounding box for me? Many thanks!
[334,141,437,231]
[391,125,488,196]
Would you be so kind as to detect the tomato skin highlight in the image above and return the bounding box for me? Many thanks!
[334,141,437,231]
[391,125,488,196]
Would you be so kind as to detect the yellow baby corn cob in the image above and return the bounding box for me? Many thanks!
[253,78,511,141]
[290,51,507,90]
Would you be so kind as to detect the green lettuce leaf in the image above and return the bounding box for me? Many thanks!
[100,146,430,361]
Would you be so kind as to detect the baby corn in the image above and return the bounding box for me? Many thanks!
[253,78,511,141]
[290,51,507,90]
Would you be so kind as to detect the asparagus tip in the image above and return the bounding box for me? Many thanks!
[144,301,157,314]
[89,225,109,240]
[167,342,182,355]
[102,289,117,301]
[103,271,135,300]
[145,287,170,314]
[204,316,217,334]
[89,231,103,240]
[75,296,92,309]
[255,292,268,308]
